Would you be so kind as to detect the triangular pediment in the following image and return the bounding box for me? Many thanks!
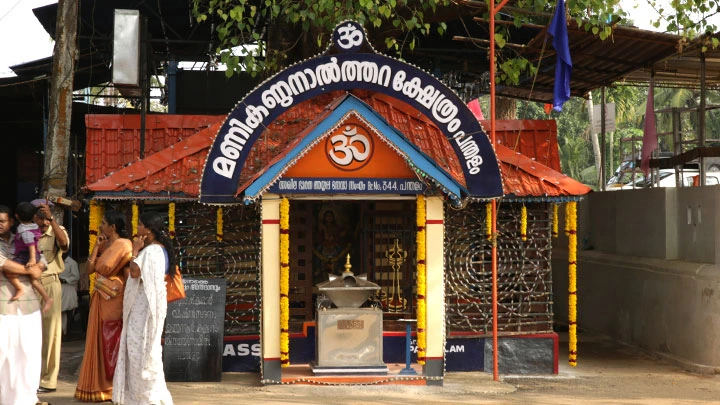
[239,94,466,203]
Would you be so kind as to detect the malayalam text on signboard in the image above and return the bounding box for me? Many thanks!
[268,177,426,194]
[163,277,227,382]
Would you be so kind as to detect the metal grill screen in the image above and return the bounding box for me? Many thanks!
[445,202,553,334]
[175,203,261,336]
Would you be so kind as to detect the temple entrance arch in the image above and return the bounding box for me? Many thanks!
[203,20,504,386]
[199,21,503,204]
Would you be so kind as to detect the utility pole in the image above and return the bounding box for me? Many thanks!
[42,0,78,225]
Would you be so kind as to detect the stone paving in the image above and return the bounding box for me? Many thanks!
[36,329,720,405]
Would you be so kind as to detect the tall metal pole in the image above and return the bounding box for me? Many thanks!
[490,0,509,382]
[699,52,706,184]
[600,87,606,190]
[139,16,148,159]
[168,60,178,114]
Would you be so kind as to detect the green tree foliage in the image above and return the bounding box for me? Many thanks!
[191,0,718,88]
[552,98,594,185]
[191,0,452,77]
[514,97,597,186]
[190,0,720,188]
[190,0,636,79]
[593,86,645,177]
[645,0,720,39]
[190,0,719,91]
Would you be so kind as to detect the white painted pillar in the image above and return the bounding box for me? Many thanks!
[424,196,445,383]
[260,193,281,381]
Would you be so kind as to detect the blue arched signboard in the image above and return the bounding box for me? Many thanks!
[200,21,503,203]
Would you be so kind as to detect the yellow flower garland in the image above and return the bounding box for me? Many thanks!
[416,195,426,365]
[168,202,176,239]
[485,202,492,240]
[88,200,104,295]
[552,203,559,238]
[216,207,223,241]
[520,205,527,241]
[567,201,578,366]
[279,198,290,367]
[565,202,570,237]
[131,202,139,238]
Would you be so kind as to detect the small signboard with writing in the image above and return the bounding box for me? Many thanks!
[163,277,227,382]
[591,103,616,133]
[268,177,426,194]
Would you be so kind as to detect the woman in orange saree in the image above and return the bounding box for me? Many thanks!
[75,210,133,402]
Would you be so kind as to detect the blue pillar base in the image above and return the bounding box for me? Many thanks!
[399,367,418,375]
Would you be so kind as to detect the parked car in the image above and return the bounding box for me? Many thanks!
[607,169,720,190]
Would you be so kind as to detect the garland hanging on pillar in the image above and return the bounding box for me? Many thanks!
[552,203,559,238]
[485,202,492,240]
[564,202,570,237]
[567,201,578,366]
[416,195,427,365]
[520,205,527,241]
[168,202,176,239]
[131,202,139,238]
[279,198,290,367]
[216,207,224,241]
[88,200,104,295]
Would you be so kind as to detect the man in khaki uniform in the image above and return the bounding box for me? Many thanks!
[34,203,69,393]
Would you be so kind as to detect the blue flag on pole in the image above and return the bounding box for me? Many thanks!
[548,0,572,112]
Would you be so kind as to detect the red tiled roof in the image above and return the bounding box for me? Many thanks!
[363,93,466,188]
[488,119,592,198]
[85,114,224,185]
[484,120,562,172]
[86,92,590,199]
[235,98,341,196]
[232,90,467,190]
[496,143,592,197]
[86,122,222,198]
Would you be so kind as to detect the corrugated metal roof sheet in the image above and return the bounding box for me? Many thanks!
[501,22,688,103]
[86,92,590,200]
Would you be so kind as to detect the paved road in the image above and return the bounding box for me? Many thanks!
[39,329,720,404]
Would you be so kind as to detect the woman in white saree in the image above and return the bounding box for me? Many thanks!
[113,211,174,405]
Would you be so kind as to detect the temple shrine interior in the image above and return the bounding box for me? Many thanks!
[288,199,417,333]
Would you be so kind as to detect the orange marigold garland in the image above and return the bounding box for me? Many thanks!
[416,195,427,365]
[168,202,176,239]
[520,205,527,241]
[552,203,559,238]
[279,198,290,367]
[567,201,578,366]
[216,207,224,241]
[565,202,571,237]
[131,202,139,238]
[88,200,104,295]
[485,202,492,240]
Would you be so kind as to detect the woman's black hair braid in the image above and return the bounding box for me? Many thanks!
[139,211,178,275]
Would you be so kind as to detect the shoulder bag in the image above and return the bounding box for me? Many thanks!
[94,273,123,300]
[166,266,186,303]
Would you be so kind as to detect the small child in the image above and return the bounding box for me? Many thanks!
[5,202,53,313]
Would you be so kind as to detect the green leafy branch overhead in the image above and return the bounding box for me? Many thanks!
[192,0,453,77]
[191,0,719,81]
